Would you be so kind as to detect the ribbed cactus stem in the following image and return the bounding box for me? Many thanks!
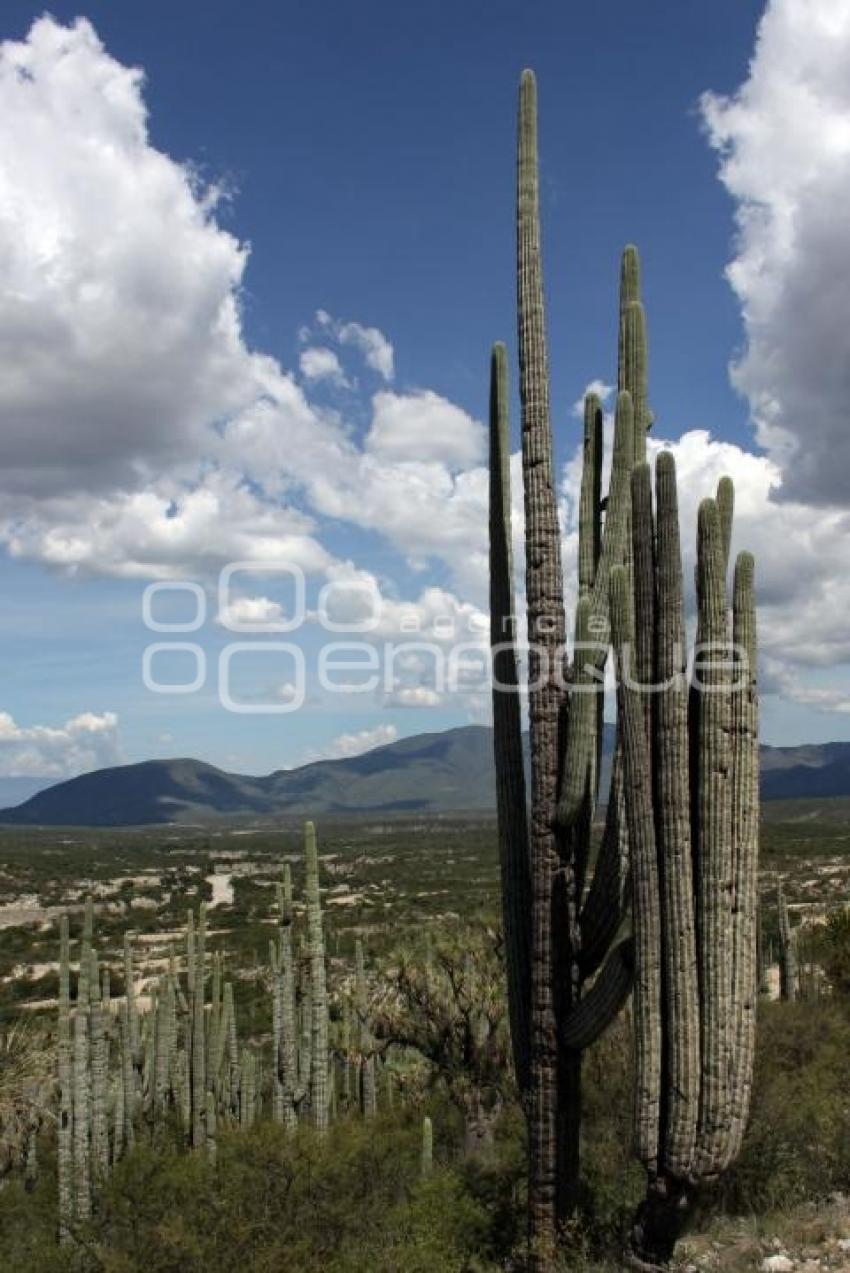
[119,1002,135,1151]
[421,1115,433,1179]
[611,565,662,1174]
[489,340,532,1097]
[777,884,797,1001]
[278,864,298,1129]
[355,939,376,1118]
[578,391,603,596]
[717,477,734,578]
[89,945,109,1180]
[305,822,329,1133]
[654,452,699,1179]
[72,996,91,1220]
[124,930,140,1069]
[191,905,206,1147]
[517,66,565,1265]
[57,915,73,1242]
[205,1092,217,1166]
[240,1048,255,1129]
[723,550,759,1166]
[155,976,171,1115]
[692,499,734,1177]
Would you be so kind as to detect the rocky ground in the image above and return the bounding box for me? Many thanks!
[671,1197,850,1272]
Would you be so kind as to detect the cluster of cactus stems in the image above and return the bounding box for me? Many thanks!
[55,821,388,1241]
[490,69,760,1271]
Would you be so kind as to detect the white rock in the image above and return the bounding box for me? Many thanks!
[761,1257,794,1273]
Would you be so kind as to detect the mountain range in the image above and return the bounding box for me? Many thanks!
[2,726,850,827]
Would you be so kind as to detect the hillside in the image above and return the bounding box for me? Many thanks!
[2,725,850,826]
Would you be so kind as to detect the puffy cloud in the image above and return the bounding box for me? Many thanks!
[0,709,121,777]
[337,319,394,381]
[3,468,333,579]
[318,724,398,760]
[700,0,850,505]
[311,309,395,381]
[299,347,348,386]
[366,390,485,469]
[0,17,257,496]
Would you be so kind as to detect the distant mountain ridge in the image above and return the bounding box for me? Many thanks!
[1,725,849,827]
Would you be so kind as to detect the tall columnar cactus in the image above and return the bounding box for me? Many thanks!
[89,945,109,1178]
[777,883,797,1002]
[304,822,329,1133]
[491,70,638,1263]
[277,864,299,1129]
[191,903,207,1148]
[421,1115,433,1179]
[355,938,377,1118]
[492,70,760,1271]
[72,906,92,1222]
[609,458,759,1268]
[57,915,73,1241]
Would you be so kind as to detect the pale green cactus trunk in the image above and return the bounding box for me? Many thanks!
[278,864,299,1129]
[421,1116,433,1179]
[493,73,639,1263]
[492,70,759,1272]
[72,949,91,1221]
[777,884,797,1002]
[609,456,759,1268]
[57,915,73,1241]
[191,904,207,1147]
[304,822,329,1133]
[89,946,109,1180]
[355,939,376,1118]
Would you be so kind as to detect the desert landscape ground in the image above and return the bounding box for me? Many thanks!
[0,806,849,1271]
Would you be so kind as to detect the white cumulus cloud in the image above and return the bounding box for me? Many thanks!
[0,709,121,777]
[701,0,850,505]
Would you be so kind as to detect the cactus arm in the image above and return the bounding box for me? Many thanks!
[578,392,603,596]
[692,499,734,1177]
[654,452,700,1179]
[560,939,633,1051]
[557,391,633,829]
[578,774,631,977]
[622,303,649,466]
[631,463,655,741]
[279,865,299,1129]
[305,822,329,1133]
[421,1115,433,1178]
[488,340,532,1098]
[355,939,377,1118]
[611,565,662,1176]
[716,477,734,579]
[191,906,206,1147]
[72,996,91,1220]
[89,946,109,1180]
[57,915,73,1241]
[722,551,759,1168]
[517,67,565,1260]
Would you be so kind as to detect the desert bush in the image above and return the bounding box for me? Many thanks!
[719,998,850,1211]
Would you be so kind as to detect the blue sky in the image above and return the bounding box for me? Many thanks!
[0,0,849,784]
